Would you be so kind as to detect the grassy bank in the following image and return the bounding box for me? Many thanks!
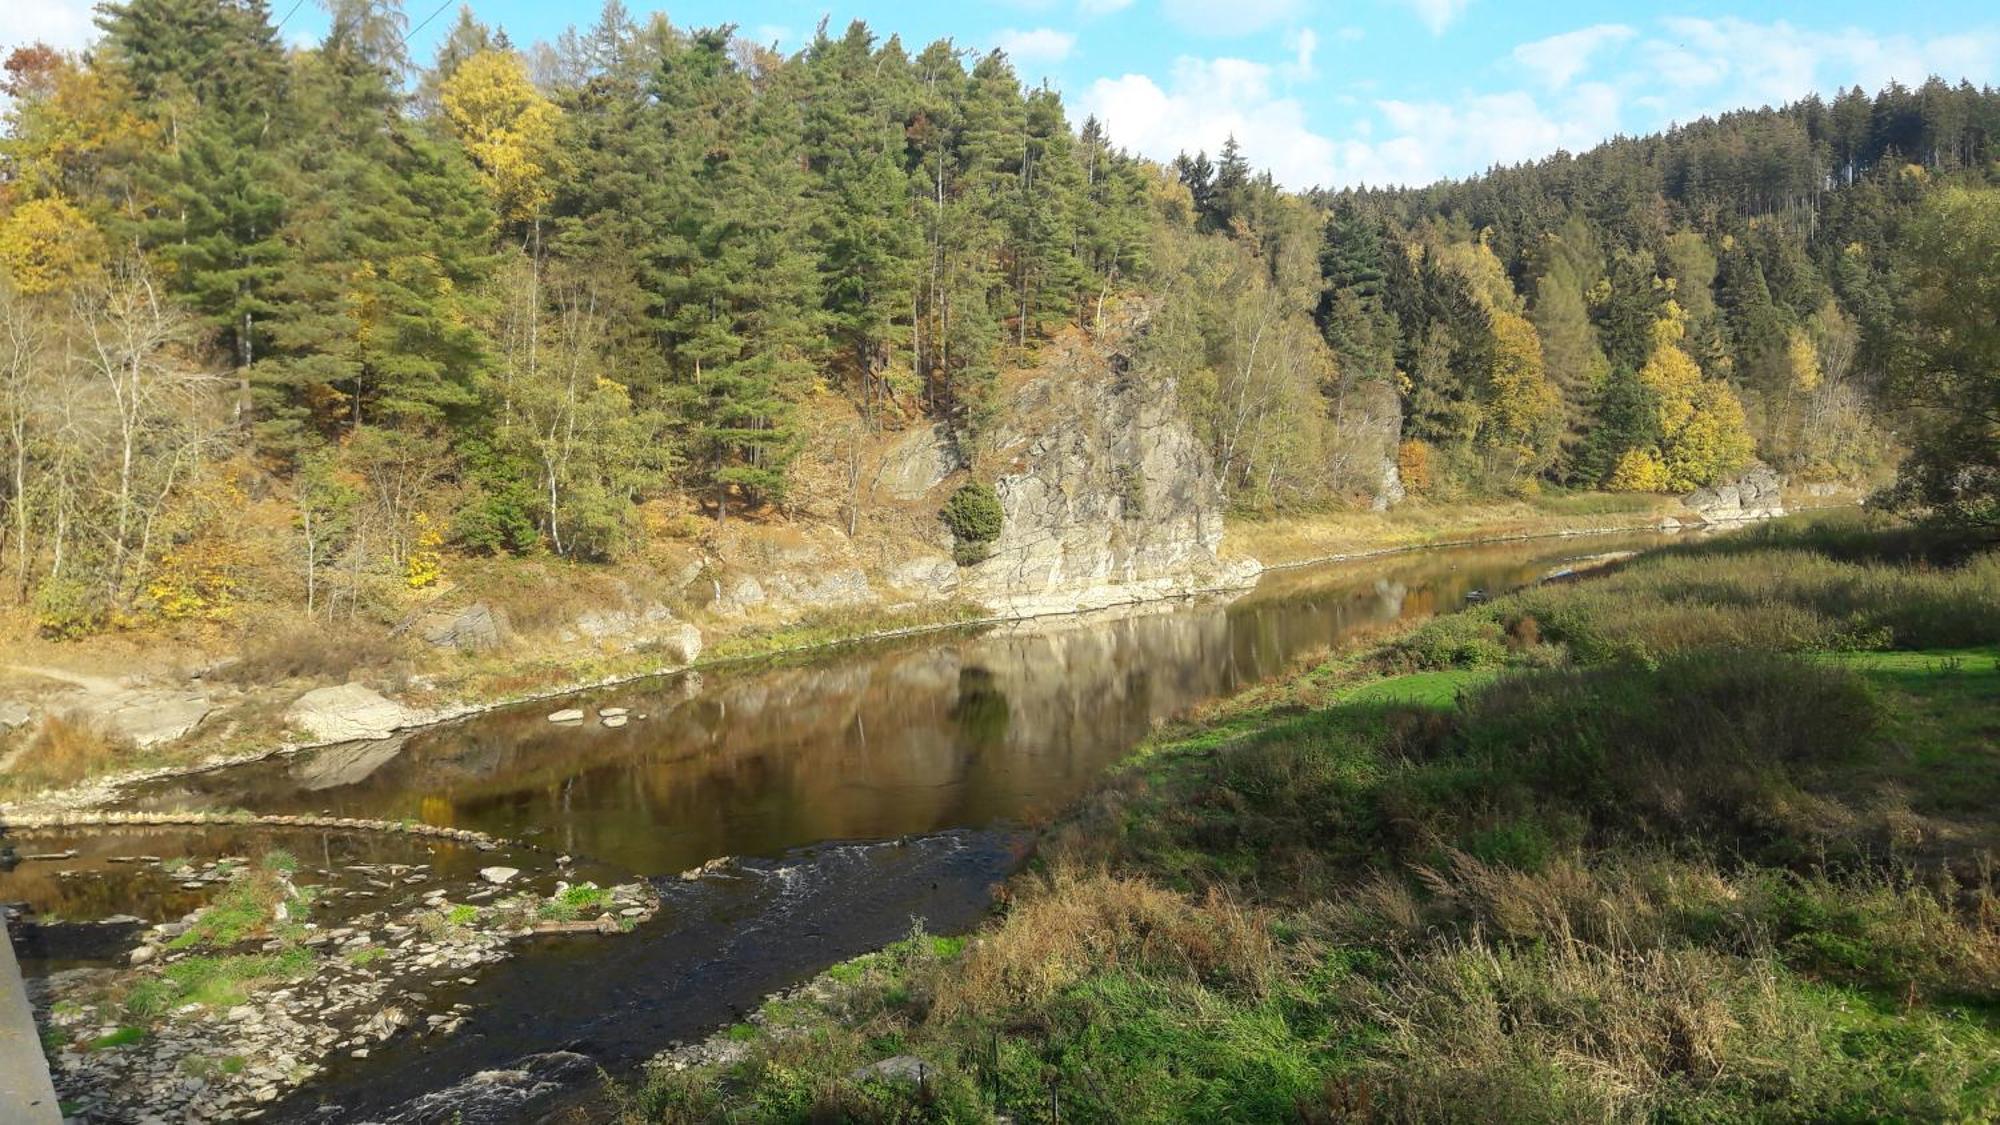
[617,514,2000,1123]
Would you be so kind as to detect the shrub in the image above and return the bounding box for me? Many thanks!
[940,482,1004,566]
[217,622,400,685]
[33,574,107,640]
[1397,440,1434,495]
[1386,611,1509,670]
[12,714,128,788]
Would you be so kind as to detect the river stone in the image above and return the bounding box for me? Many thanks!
[479,866,519,885]
[547,708,584,723]
[285,684,417,743]
[601,714,628,728]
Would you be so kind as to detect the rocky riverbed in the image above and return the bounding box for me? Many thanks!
[14,845,657,1121]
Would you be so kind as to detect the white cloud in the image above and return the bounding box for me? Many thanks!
[995,27,1077,65]
[1513,24,1634,90]
[1371,82,1624,182]
[1084,56,1340,189]
[1635,18,2000,123]
[1160,0,1303,38]
[1283,27,1317,80]
[1084,46,1628,190]
[0,0,97,53]
[1078,0,1135,15]
[1404,0,1473,36]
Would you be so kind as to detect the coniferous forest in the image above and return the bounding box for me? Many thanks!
[0,0,1995,639]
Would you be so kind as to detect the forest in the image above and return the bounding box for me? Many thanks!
[0,0,1996,641]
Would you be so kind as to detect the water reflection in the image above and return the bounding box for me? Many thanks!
[130,533,1671,877]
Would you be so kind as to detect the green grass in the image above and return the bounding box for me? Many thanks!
[167,859,298,951]
[84,1027,144,1051]
[1335,668,1496,709]
[615,517,2000,1124]
[537,882,616,922]
[123,948,316,1019]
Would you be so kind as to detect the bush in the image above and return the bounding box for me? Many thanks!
[33,574,107,639]
[11,714,128,788]
[217,622,399,685]
[940,482,1004,566]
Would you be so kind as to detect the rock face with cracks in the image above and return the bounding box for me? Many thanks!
[958,365,1261,617]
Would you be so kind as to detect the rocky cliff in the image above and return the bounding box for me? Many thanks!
[959,356,1260,615]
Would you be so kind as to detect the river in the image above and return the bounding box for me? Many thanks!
[3,529,1681,1121]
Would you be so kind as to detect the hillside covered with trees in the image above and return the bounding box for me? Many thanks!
[0,0,1996,641]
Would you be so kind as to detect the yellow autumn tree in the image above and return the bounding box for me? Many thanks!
[0,195,104,294]
[1631,307,1755,492]
[439,49,564,224]
[1485,309,1562,473]
[1607,448,1669,492]
[1784,328,1821,392]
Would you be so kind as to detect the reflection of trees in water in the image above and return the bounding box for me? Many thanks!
[127,533,1671,877]
[950,666,1010,751]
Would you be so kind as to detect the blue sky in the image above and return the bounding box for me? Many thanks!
[8,1,1999,189]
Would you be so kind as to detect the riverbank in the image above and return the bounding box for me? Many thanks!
[0,491,1781,817]
[615,513,2000,1123]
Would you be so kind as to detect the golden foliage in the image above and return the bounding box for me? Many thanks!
[405,511,444,590]
[0,194,103,294]
[1785,328,1821,392]
[1485,310,1561,469]
[144,475,251,623]
[439,49,564,223]
[1633,321,1755,492]
[1606,448,1669,492]
[1397,439,1434,495]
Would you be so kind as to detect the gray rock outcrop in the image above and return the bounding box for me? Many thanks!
[1685,463,1786,523]
[418,603,510,652]
[960,366,1261,615]
[284,683,418,743]
[560,604,702,663]
[875,425,962,501]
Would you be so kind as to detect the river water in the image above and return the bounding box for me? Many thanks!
[4,529,1679,1120]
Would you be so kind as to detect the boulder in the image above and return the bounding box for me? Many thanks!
[419,602,510,653]
[285,683,417,743]
[101,693,212,748]
[887,556,959,598]
[1684,463,1786,523]
[547,709,584,724]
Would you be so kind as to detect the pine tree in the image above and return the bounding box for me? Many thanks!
[802,22,919,407]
